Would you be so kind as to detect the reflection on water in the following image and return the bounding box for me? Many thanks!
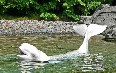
[80,53,105,72]
[19,60,47,73]
[19,60,61,73]
[19,53,105,73]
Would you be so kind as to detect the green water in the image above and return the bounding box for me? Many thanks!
[0,35,116,73]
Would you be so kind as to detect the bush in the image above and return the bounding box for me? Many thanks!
[0,0,113,21]
[40,12,59,20]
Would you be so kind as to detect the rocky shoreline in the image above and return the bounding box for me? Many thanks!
[0,20,78,35]
[0,5,116,39]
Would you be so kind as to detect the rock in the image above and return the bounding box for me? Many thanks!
[0,20,77,35]
[80,16,92,24]
[92,5,116,39]
[103,25,116,39]
[81,4,116,39]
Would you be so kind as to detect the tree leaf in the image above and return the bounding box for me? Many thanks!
[78,0,86,6]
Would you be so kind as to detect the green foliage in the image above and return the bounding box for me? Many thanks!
[64,9,80,20]
[81,0,101,15]
[40,12,59,20]
[0,0,113,20]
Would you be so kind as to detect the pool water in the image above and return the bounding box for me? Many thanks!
[0,35,116,73]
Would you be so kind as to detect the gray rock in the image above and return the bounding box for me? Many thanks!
[81,4,116,39]
[80,16,92,24]
[0,20,77,35]
[92,5,116,39]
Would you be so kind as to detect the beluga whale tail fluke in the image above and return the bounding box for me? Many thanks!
[73,24,107,54]
[17,24,107,62]
[73,24,107,39]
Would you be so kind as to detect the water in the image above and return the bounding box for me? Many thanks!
[0,53,105,73]
[18,53,105,73]
[80,53,105,72]
[0,35,116,73]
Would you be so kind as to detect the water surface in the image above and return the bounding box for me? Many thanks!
[0,35,116,73]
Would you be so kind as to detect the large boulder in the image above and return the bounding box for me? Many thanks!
[81,4,116,39]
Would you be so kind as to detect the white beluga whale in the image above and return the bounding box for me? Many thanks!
[17,24,107,62]
[18,43,50,61]
[73,24,107,53]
